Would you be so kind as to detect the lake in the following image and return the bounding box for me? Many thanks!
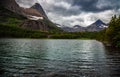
[0,39,120,77]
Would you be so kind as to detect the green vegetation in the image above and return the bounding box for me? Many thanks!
[97,15,120,48]
[0,7,97,39]
[0,24,48,38]
[0,23,98,39]
[42,18,63,32]
[0,6,26,26]
[0,5,62,38]
[0,4,120,48]
[105,15,120,47]
[50,32,98,39]
[0,5,98,39]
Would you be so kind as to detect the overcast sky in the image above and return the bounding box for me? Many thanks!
[16,0,120,27]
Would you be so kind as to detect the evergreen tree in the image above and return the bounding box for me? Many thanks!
[105,15,120,47]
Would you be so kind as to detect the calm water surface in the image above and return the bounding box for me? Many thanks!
[0,39,120,77]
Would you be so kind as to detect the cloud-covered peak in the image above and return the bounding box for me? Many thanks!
[16,0,120,27]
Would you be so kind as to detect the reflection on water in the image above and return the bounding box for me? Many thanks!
[0,39,120,77]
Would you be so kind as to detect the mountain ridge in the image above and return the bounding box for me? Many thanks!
[0,0,24,15]
[31,3,48,18]
[0,0,62,32]
[60,19,108,32]
[86,19,108,32]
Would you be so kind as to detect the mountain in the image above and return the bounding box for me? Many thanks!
[23,3,48,18]
[20,19,62,32]
[0,0,44,17]
[0,0,24,15]
[23,8,43,17]
[60,19,108,32]
[61,25,86,32]
[0,0,62,32]
[73,25,86,32]
[31,3,48,18]
[86,19,108,32]
[73,25,82,29]
[0,0,26,27]
[62,27,74,32]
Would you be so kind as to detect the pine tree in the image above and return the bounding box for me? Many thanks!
[105,15,120,47]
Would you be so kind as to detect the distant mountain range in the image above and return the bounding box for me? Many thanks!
[0,0,108,32]
[59,19,108,32]
[0,0,62,32]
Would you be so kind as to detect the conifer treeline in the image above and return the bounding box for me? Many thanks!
[98,15,120,48]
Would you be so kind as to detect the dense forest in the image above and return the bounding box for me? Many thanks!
[97,15,120,48]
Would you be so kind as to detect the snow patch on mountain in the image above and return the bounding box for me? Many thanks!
[27,15,44,20]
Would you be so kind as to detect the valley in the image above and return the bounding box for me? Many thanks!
[0,0,120,77]
[0,0,120,47]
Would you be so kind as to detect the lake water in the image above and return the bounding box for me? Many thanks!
[0,39,120,77]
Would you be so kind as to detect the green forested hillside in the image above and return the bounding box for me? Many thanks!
[0,5,62,38]
[0,6,47,38]
[0,24,49,38]
[50,32,98,39]
[105,15,120,47]
[97,15,120,48]
[0,6,25,26]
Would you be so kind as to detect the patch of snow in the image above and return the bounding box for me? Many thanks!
[102,24,108,28]
[57,25,62,27]
[56,24,61,27]
[27,15,44,20]
[74,26,79,29]
[103,25,108,28]
[99,24,108,28]
[99,26,103,28]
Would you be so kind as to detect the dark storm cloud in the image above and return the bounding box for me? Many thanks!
[16,0,120,27]
[45,0,120,17]
[47,5,81,16]
[73,0,99,12]
[72,0,120,12]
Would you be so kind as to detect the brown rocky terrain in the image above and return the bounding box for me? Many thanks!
[23,8,43,17]
[19,20,49,31]
[0,0,61,32]
[0,0,24,15]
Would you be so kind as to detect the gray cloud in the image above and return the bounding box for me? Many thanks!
[16,0,36,8]
[16,0,120,27]
[72,0,120,12]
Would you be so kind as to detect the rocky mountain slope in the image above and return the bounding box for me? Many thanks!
[0,0,24,15]
[86,19,108,32]
[0,0,62,32]
[31,3,48,18]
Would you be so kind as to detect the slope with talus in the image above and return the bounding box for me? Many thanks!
[0,0,62,32]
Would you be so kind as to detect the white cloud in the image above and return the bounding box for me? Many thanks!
[16,0,120,27]
[16,0,37,8]
[49,10,115,27]
[54,1,71,9]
